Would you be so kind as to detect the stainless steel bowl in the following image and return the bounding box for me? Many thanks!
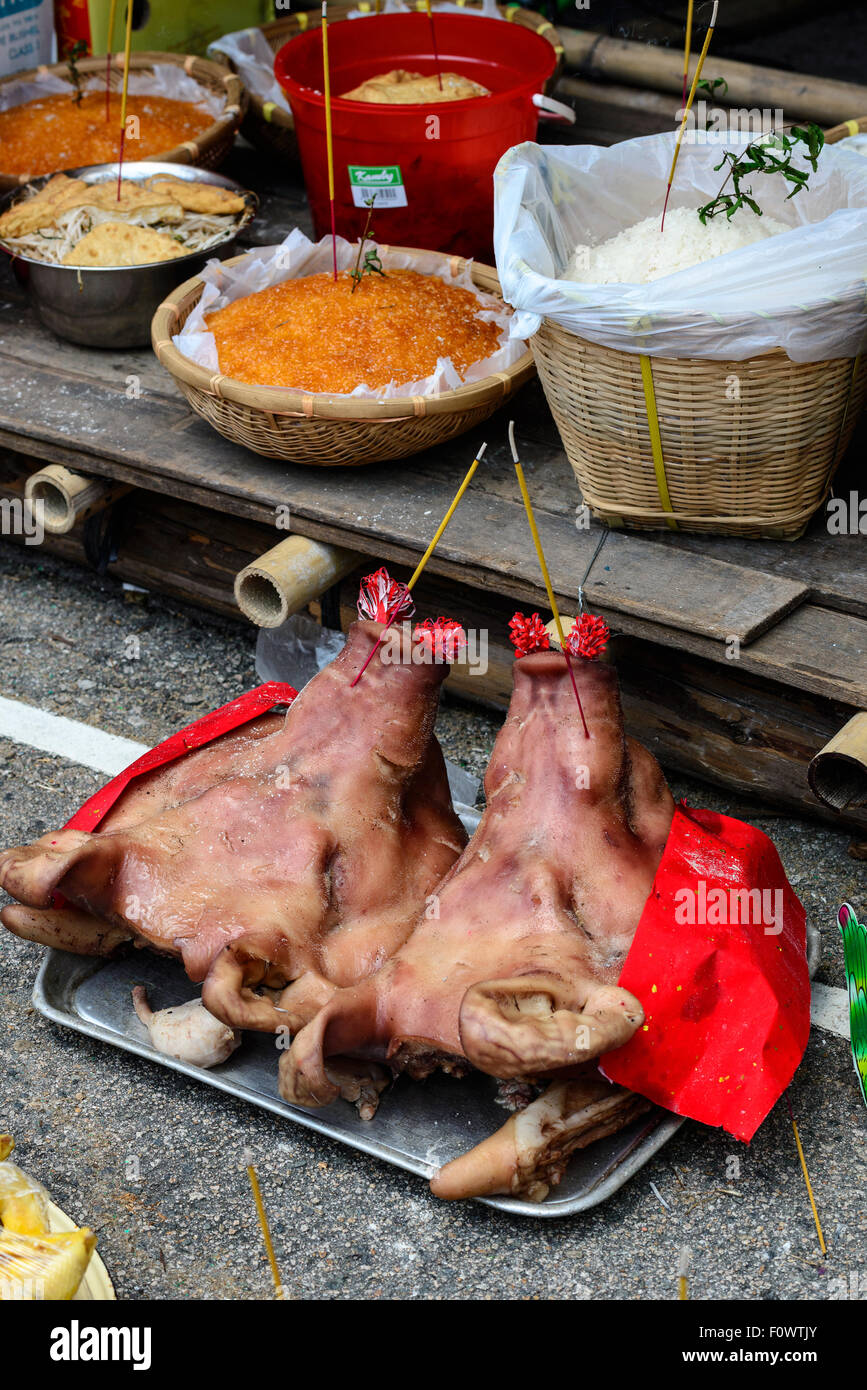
[0,162,257,349]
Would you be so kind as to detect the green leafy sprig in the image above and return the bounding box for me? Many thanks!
[697,122,825,223]
[66,40,88,107]
[696,76,729,99]
[349,194,387,294]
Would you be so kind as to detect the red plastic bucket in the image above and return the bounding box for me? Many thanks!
[275,12,558,260]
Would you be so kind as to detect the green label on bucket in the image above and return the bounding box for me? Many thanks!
[347,165,408,208]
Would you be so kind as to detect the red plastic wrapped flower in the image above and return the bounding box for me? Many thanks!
[357,567,415,623]
[413,617,466,663]
[565,612,609,661]
[508,612,551,659]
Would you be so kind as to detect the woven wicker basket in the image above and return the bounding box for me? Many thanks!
[0,53,245,192]
[531,322,867,539]
[825,115,867,143]
[221,2,564,164]
[152,247,535,466]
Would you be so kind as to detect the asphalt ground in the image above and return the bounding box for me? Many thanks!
[0,542,864,1302]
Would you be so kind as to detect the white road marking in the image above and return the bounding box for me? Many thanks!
[0,695,148,778]
[0,695,857,1045]
[810,981,851,1041]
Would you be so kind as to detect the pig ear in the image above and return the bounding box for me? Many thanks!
[458,973,644,1078]
[202,941,289,1033]
[0,829,95,908]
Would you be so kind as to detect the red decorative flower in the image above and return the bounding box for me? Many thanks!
[509,612,551,659]
[565,612,609,660]
[357,567,415,623]
[413,617,466,662]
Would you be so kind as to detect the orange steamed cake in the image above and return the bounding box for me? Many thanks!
[0,93,212,178]
[204,269,503,393]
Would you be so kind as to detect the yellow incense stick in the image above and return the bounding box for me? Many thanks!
[406,443,485,591]
[246,1164,284,1299]
[677,1246,691,1300]
[424,0,443,91]
[114,0,134,197]
[321,1,338,280]
[105,0,118,122]
[662,0,718,230]
[786,1095,827,1256]
[508,421,589,737]
[681,0,694,106]
[351,443,487,686]
[118,0,134,132]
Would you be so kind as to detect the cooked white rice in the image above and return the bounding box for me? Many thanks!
[565,205,789,285]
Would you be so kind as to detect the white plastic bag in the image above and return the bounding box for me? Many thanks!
[838,132,867,158]
[493,132,867,362]
[208,27,290,114]
[0,62,224,117]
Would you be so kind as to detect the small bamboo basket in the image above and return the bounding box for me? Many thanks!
[0,53,245,192]
[220,2,564,164]
[531,323,867,540]
[152,248,535,467]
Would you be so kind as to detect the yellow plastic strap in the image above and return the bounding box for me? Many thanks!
[831,352,862,462]
[846,118,860,135]
[639,354,678,530]
[263,101,276,123]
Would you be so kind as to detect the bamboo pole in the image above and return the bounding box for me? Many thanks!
[558,30,867,127]
[234,535,359,627]
[24,465,129,536]
[808,713,867,811]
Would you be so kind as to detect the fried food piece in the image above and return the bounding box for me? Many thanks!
[341,68,490,103]
[0,174,90,238]
[62,221,188,267]
[79,183,183,225]
[148,178,246,215]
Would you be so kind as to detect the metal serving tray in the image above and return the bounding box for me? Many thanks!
[33,948,682,1218]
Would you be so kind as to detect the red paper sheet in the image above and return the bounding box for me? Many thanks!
[64,683,298,833]
[601,805,810,1142]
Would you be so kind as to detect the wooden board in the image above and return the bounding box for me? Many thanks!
[0,294,810,646]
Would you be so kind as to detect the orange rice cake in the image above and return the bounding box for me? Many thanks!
[204,268,502,393]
